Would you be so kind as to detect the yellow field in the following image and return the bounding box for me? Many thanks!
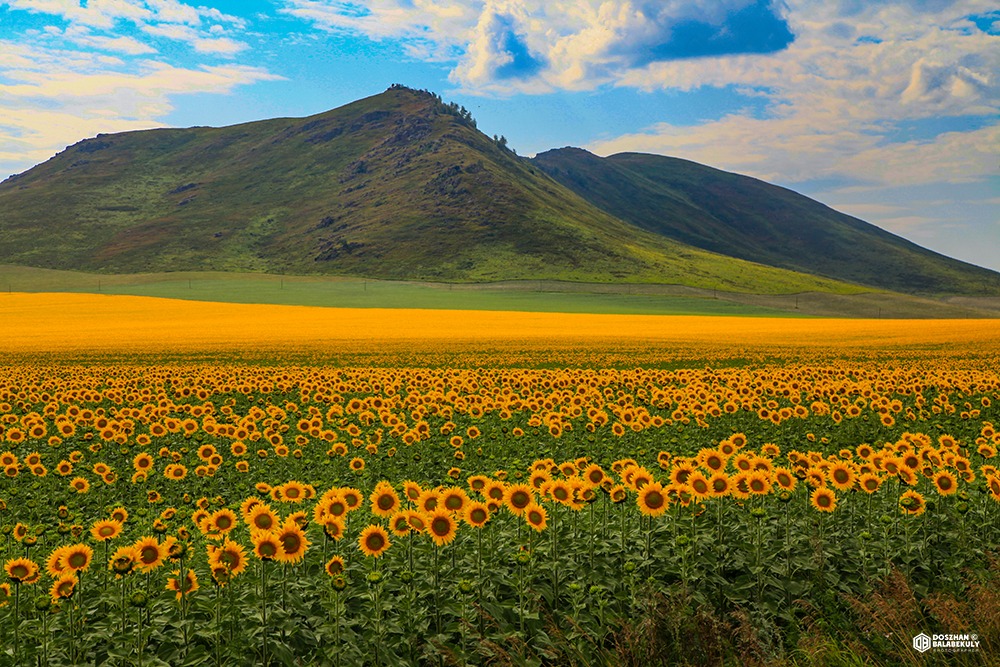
[2,293,999,360]
[3,292,1000,665]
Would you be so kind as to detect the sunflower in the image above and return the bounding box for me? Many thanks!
[358,525,391,558]
[860,473,883,494]
[609,484,627,503]
[322,518,345,541]
[404,510,427,533]
[275,524,310,564]
[746,471,773,496]
[325,555,346,577]
[810,488,837,513]
[805,469,826,489]
[549,479,574,505]
[440,487,469,514]
[524,502,547,532]
[46,546,69,578]
[899,490,926,516]
[773,467,797,491]
[932,470,958,496]
[322,495,349,521]
[370,482,401,518]
[699,449,727,473]
[349,457,365,472]
[207,508,237,536]
[503,484,534,516]
[483,481,506,504]
[6,557,40,584]
[252,532,285,561]
[897,467,917,486]
[62,544,93,572]
[426,509,458,546]
[247,504,279,534]
[209,539,248,577]
[637,482,669,517]
[49,572,77,603]
[707,472,731,497]
[12,522,29,542]
[133,537,166,573]
[402,480,424,503]
[280,481,307,503]
[166,569,199,600]
[827,462,855,491]
[90,519,123,542]
[463,501,490,528]
[686,471,711,499]
[630,468,655,490]
[341,488,363,511]
[389,511,412,536]
[109,546,137,577]
[729,473,751,500]
[416,488,441,514]
[70,477,90,493]
[462,476,486,497]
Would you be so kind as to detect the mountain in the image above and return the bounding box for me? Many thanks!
[532,148,1000,295]
[0,86,860,294]
[0,85,995,297]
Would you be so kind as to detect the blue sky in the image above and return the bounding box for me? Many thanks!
[1,0,997,271]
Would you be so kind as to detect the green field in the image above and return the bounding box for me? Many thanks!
[0,265,796,316]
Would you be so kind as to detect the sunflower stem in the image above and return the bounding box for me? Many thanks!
[120,575,127,639]
[215,584,222,667]
[13,582,19,661]
[260,560,269,666]
[42,600,49,665]
[434,544,441,636]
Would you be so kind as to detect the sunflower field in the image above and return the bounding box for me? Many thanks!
[1,302,1000,665]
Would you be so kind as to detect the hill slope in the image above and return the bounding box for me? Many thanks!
[0,87,860,293]
[532,148,1000,295]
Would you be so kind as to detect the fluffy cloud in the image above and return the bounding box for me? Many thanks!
[0,34,278,178]
[590,2,998,188]
[0,0,269,177]
[281,0,792,90]
[3,0,250,54]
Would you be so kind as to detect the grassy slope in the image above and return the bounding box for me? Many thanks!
[0,87,864,295]
[5,264,999,319]
[0,265,793,316]
[532,148,1000,296]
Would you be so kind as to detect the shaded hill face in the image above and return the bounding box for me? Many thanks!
[532,148,1000,295]
[0,88,863,294]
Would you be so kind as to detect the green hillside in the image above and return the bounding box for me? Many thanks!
[1,85,993,298]
[532,148,1000,296]
[0,87,866,295]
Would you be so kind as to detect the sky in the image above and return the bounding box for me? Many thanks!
[1,0,997,271]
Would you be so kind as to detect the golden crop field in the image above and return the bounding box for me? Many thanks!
[2,292,999,666]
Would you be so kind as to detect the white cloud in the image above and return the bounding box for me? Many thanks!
[0,39,281,177]
[578,1,998,193]
[43,24,157,55]
[3,0,253,54]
